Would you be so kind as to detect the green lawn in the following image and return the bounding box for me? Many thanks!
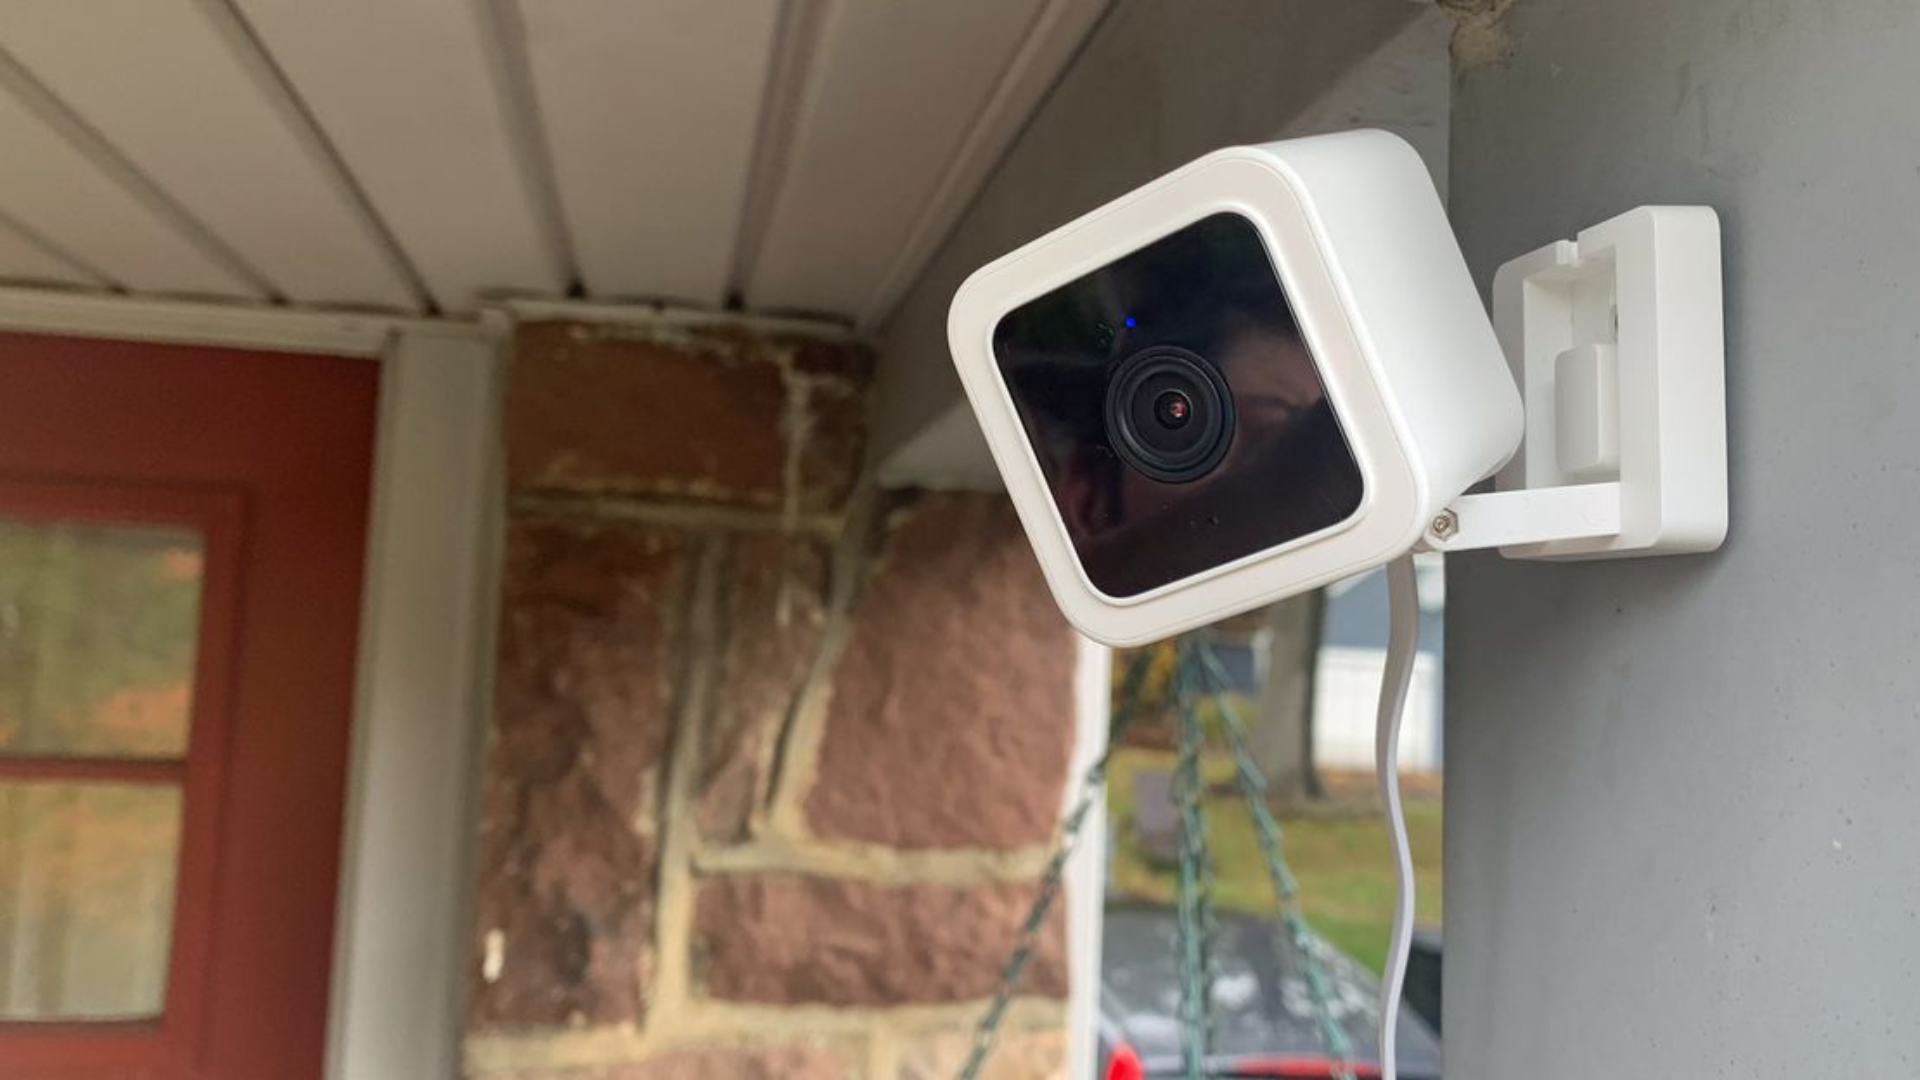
[1104,746,1443,975]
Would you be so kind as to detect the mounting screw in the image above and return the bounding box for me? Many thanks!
[1430,510,1459,541]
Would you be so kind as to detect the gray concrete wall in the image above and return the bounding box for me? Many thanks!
[1445,3,1920,1076]
[873,0,1452,487]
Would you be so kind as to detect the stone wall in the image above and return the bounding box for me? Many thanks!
[463,319,1082,1079]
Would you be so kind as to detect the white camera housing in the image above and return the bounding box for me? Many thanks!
[949,129,1523,646]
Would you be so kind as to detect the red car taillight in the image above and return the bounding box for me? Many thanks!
[1104,1042,1145,1080]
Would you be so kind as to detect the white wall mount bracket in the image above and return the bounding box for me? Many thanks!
[1420,206,1727,558]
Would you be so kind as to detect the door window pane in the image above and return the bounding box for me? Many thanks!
[0,518,202,758]
[0,781,183,1020]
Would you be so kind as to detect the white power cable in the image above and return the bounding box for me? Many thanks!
[1375,554,1421,1080]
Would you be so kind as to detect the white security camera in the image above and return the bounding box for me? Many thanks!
[949,129,1525,646]
[952,127,1735,1076]
[950,127,1726,1080]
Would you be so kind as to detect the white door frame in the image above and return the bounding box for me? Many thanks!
[0,287,502,1080]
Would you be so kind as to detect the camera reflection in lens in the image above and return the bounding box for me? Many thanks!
[1154,390,1192,429]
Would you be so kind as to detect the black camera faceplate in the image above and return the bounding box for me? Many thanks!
[992,211,1366,599]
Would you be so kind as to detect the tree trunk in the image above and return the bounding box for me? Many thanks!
[1247,589,1326,803]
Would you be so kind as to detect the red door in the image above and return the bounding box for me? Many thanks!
[0,332,377,1079]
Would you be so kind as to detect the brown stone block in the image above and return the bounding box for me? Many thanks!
[695,534,831,841]
[694,875,1068,1006]
[806,493,1077,850]
[507,321,789,507]
[477,1044,849,1080]
[786,335,875,383]
[793,380,868,514]
[468,521,680,1029]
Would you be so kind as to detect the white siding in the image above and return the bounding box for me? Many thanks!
[1312,645,1442,773]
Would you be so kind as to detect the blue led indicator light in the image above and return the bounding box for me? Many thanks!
[1123,316,1137,328]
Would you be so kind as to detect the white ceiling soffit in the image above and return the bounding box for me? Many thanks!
[0,48,260,300]
[516,0,778,306]
[1,0,417,309]
[0,211,102,290]
[745,0,1109,327]
[231,0,568,310]
[0,0,1106,321]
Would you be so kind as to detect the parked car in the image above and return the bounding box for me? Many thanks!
[1098,905,1442,1079]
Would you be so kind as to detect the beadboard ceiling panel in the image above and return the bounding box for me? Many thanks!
[0,214,104,289]
[0,59,260,300]
[745,0,1110,325]
[0,0,1109,319]
[2,0,416,308]
[516,0,779,306]
[230,0,567,310]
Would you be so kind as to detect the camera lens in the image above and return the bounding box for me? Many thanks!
[1153,390,1193,429]
[1104,346,1234,483]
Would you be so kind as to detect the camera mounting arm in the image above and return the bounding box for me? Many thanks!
[1418,481,1622,552]
[1418,206,1726,559]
